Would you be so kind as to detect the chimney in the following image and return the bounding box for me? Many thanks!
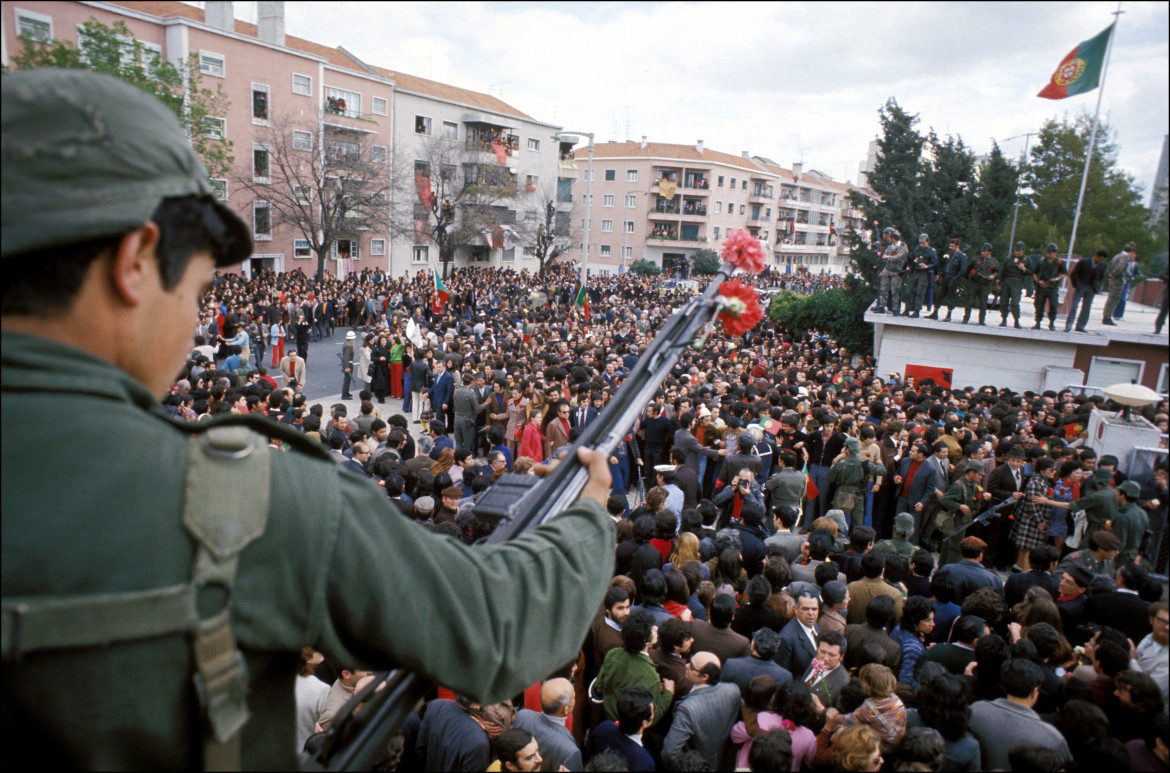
[205,1,234,32]
[257,1,285,47]
[640,136,647,149]
[741,151,749,158]
[792,161,802,177]
[695,139,704,154]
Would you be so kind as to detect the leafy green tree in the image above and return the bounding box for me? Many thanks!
[848,99,929,290]
[691,249,720,275]
[920,131,980,250]
[628,259,661,276]
[1016,115,1154,266]
[767,289,872,354]
[8,18,233,179]
[975,141,1017,251]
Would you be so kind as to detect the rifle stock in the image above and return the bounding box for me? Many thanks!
[307,262,742,771]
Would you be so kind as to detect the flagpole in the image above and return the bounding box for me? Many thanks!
[1065,6,1123,263]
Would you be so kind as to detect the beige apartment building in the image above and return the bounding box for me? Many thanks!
[566,139,870,276]
[3,1,569,278]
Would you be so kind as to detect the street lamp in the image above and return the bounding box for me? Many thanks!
[556,130,594,286]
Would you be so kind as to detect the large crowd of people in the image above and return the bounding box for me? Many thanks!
[180,262,1167,771]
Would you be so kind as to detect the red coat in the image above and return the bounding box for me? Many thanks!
[520,421,544,461]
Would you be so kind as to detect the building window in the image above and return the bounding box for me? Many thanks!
[718,176,725,187]
[371,145,387,163]
[624,221,635,234]
[253,201,271,240]
[601,220,614,233]
[325,87,360,118]
[293,185,311,205]
[15,9,53,41]
[715,201,722,214]
[294,239,312,259]
[252,144,270,182]
[370,238,386,256]
[625,194,637,208]
[415,116,432,135]
[331,239,359,260]
[326,138,360,161]
[730,178,736,189]
[604,169,616,182]
[442,121,458,140]
[209,179,228,201]
[626,170,638,182]
[600,245,612,256]
[740,204,746,215]
[623,246,634,259]
[203,116,226,140]
[714,226,721,239]
[251,83,269,124]
[291,72,311,96]
[527,138,540,151]
[603,195,615,207]
[372,96,388,116]
[742,180,748,190]
[292,130,312,151]
[503,247,516,261]
[199,51,225,78]
[412,246,429,263]
[525,174,538,190]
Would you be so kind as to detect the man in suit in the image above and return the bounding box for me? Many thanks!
[587,685,656,772]
[544,402,572,460]
[1055,565,1093,645]
[428,359,455,434]
[968,659,1071,771]
[915,615,987,678]
[691,594,751,665]
[801,631,849,708]
[933,537,1005,605]
[721,628,793,692]
[512,678,582,773]
[894,442,940,545]
[776,591,821,679]
[720,432,763,488]
[574,394,599,430]
[1064,248,1109,332]
[846,553,906,625]
[1085,564,1154,646]
[661,651,744,771]
[674,412,726,473]
[984,446,1027,570]
[670,448,701,510]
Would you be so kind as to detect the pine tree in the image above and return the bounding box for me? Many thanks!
[922,132,980,250]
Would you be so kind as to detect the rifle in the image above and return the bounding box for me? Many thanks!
[941,497,1018,543]
[307,260,750,771]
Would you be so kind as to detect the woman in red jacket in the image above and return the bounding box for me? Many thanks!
[519,412,545,463]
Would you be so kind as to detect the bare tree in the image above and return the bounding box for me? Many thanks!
[231,112,396,281]
[506,185,579,276]
[392,135,522,279]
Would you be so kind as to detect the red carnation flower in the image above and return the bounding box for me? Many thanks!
[716,280,764,336]
[720,229,768,274]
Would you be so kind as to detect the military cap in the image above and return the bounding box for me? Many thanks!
[965,460,984,474]
[1091,530,1120,551]
[1046,243,1059,253]
[981,242,993,252]
[894,512,915,537]
[1,69,250,263]
[738,432,755,450]
[845,437,861,453]
[1124,242,1137,252]
[1118,481,1141,499]
[1014,241,1026,251]
[918,233,929,242]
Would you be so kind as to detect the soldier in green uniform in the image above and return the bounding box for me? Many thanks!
[872,512,917,561]
[1071,468,1120,535]
[904,233,938,318]
[998,241,1029,328]
[0,70,616,770]
[928,238,967,322]
[827,437,885,530]
[1023,245,1042,298]
[1112,481,1150,567]
[1032,243,1066,330]
[963,243,998,326]
[938,460,993,566]
[1053,530,1120,580]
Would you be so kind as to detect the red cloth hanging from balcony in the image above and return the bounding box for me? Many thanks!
[491,143,508,164]
[415,174,435,209]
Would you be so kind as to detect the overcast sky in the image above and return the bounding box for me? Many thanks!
[233,1,1167,198]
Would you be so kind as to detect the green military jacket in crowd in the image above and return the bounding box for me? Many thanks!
[1053,548,1115,581]
[1112,502,1149,567]
[1,331,615,770]
[1071,485,1119,534]
[1001,253,1030,280]
[827,455,884,493]
[1034,257,1066,288]
[938,477,984,565]
[970,255,998,285]
[595,648,674,727]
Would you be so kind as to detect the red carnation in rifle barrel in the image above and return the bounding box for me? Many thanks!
[716,279,764,336]
[720,229,767,274]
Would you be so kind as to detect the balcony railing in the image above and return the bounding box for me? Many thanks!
[681,179,710,190]
[680,206,708,217]
[654,203,680,214]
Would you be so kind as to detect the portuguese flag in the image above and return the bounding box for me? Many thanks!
[432,267,448,314]
[1038,23,1113,100]
[575,285,590,324]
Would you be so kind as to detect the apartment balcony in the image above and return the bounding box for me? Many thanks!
[652,202,680,215]
[678,206,708,219]
[679,181,710,195]
[773,241,831,254]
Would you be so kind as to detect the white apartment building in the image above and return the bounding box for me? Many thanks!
[564,139,870,276]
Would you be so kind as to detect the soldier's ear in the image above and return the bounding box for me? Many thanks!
[108,222,161,307]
